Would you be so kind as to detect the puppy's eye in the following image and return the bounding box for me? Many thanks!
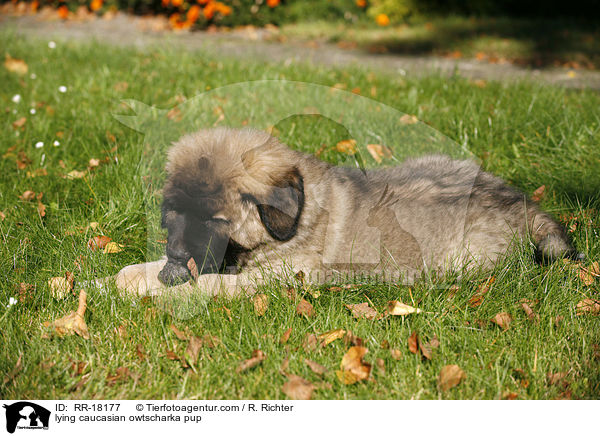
[210,215,229,224]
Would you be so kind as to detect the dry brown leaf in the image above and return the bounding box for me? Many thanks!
[531,185,546,202]
[106,367,130,386]
[187,257,199,281]
[520,302,539,322]
[280,357,290,374]
[103,241,124,253]
[279,327,292,344]
[319,328,346,346]
[184,336,203,367]
[578,262,599,286]
[87,235,111,251]
[469,276,495,307]
[305,358,328,375]
[282,374,315,400]
[12,117,26,130]
[136,344,146,361]
[88,158,101,169]
[48,276,72,299]
[438,364,466,391]
[0,211,6,221]
[303,333,319,352]
[236,349,266,373]
[390,349,402,360]
[165,349,179,360]
[343,331,364,347]
[336,346,371,385]
[66,169,87,179]
[399,114,418,125]
[547,371,569,386]
[345,302,378,320]
[336,139,357,155]
[576,298,600,315]
[408,331,419,354]
[366,144,392,163]
[170,324,188,341]
[253,293,269,316]
[19,190,36,201]
[296,298,315,318]
[388,300,423,316]
[491,312,513,330]
[375,358,385,374]
[4,54,28,75]
[50,289,90,339]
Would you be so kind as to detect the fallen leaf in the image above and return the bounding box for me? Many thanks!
[50,289,90,339]
[547,371,569,386]
[12,117,26,130]
[48,276,73,299]
[4,54,28,75]
[390,349,402,360]
[296,298,315,318]
[408,331,419,354]
[503,391,518,400]
[469,276,495,307]
[305,358,328,375]
[201,334,220,348]
[280,357,290,374]
[70,360,88,376]
[520,302,539,322]
[388,300,423,316]
[418,336,434,360]
[303,333,319,352]
[165,349,179,360]
[187,257,199,281]
[253,293,269,316]
[87,235,111,251]
[336,346,371,385]
[3,354,22,385]
[170,324,188,340]
[578,262,599,286]
[375,358,385,374]
[281,374,314,400]
[103,241,123,253]
[106,367,130,386]
[66,169,87,179]
[399,114,418,125]
[19,190,36,201]
[343,331,364,347]
[236,349,266,373]
[438,364,466,391]
[531,185,546,202]
[576,298,600,315]
[336,139,357,155]
[136,344,146,361]
[279,327,292,344]
[491,312,513,330]
[184,336,203,367]
[345,302,378,320]
[366,144,392,163]
[0,211,5,221]
[319,328,346,346]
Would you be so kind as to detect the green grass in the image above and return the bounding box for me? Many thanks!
[279,16,600,69]
[1,30,600,400]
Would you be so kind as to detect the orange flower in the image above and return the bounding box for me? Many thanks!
[90,0,103,11]
[203,1,215,19]
[31,0,39,12]
[161,0,170,6]
[187,4,200,22]
[375,13,389,26]
[214,1,231,16]
[266,0,280,7]
[57,5,69,19]
[356,0,366,7]
[171,0,183,7]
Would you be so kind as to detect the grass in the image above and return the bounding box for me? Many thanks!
[1,30,600,400]
[279,16,600,69]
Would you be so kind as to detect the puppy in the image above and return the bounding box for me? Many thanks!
[116,127,575,296]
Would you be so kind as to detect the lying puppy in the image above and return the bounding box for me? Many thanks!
[115,127,575,296]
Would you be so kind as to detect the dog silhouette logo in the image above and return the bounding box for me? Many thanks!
[2,402,50,433]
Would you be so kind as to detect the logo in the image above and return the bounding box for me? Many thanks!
[2,402,50,434]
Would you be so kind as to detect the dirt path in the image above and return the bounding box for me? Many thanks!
[3,14,600,90]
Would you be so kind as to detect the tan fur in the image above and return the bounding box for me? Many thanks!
[116,127,574,296]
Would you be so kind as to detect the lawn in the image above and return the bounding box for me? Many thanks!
[1,30,599,400]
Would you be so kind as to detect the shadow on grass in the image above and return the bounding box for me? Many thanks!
[355,17,600,69]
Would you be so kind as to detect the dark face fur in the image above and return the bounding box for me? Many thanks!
[158,155,304,286]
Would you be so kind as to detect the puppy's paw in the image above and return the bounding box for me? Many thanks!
[158,261,191,286]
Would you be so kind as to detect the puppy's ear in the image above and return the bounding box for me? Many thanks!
[257,168,304,241]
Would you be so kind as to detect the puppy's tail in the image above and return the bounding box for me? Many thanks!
[530,210,582,263]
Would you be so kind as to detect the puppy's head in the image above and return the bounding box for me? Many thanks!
[161,127,304,280]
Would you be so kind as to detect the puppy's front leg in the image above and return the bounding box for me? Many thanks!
[159,207,192,286]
